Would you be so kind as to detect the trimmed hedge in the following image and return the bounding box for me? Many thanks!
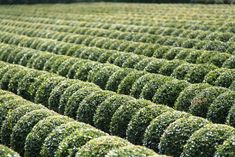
[207,91,235,124]
[153,80,189,107]
[189,87,228,117]
[181,124,235,157]
[1,104,44,146]
[55,128,106,157]
[11,109,56,155]
[143,111,189,151]
[214,133,235,157]
[159,116,210,156]
[126,104,172,145]
[75,136,130,157]
[94,94,134,133]
[105,145,157,157]
[110,100,150,138]
[0,144,20,157]
[65,87,101,118]
[24,115,71,157]
[77,90,114,125]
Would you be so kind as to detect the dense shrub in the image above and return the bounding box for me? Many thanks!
[74,62,100,81]
[105,68,132,92]
[189,87,228,117]
[159,116,210,156]
[57,58,77,77]
[110,100,150,138]
[174,84,211,111]
[144,59,165,74]
[130,74,154,98]
[17,70,44,100]
[24,115,71,157]
[227,105,235,127]
[153,80,189,107]
[159,60,182,76]
[76,136,130,157]
[185,64,216,83]
[203,69,227,86]
[94,95,134,132]
[171,63,193,80]
[67,60,87,79]
[181,124,235,157]
[214,134,235,157]
[77,90,114,125]
[65,87,101,118]
[89,65,119,89]
[207,91,235,124]
[106,145,157,157]
[40,122,91,157]
[58,83,98,114]
[0,67,21,90]
[55,128,106,157]
[223,56,235,69]
[143,111,189,151]
[214,70,235,88]
[140,76,171,101]
[34,76,64,106]
[117,71,146,95]
[0,144,20,157]
[11,109,55,155]
[126,104,172,145]
[48,80,77,112]
[1,104,44,146]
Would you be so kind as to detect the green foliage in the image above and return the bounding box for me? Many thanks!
[153,80,189,107]
[181,124,235,157]
[11,109,55,155]
[143,111,189,151]
[1,104,44,146]
[110,100,149,138]
[24,116,71,157]
[159,116,210,156]
[77,90,113,125]
[189,87,228,117]
[174,84,210,111]
[0,144,20,157]
[126,104,172,145]
[55,128,106,157]
[40,122,91,157]
[207,91,235,124]
[76,136,130,157]
[106,145,157,157]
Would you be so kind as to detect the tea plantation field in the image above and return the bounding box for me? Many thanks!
[0,3,234,157]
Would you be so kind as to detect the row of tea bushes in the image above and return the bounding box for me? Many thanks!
[1,23,235,58]
[1,26,235,69]
[0,44,234,125]
[1,19,235,53]
[0,27,234,70]
[0,6,234,34]
[2,16,235,43]
[0,64,234,157]
[0,144,21,157]
[0,90,161,157]
[0,36,235,90]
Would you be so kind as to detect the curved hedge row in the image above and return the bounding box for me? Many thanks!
[0,50,234,126]
[0,89,162,157]
[0,25,235,70]
[1,20,235,56]
[0,144,21,157]
[0,88,234,157]
[0,33,234,88]
[2,17,235,45]
[0,62,234,156]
